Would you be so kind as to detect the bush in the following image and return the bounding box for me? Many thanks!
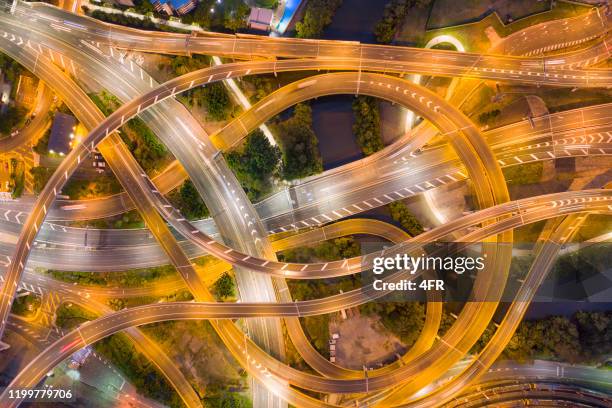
[275,103,323,180]
[0,106,27,134]
[89,91,168,173]
[388,201,424,236]
[374,0,431,43]
[503,311,612,364]
[200,82,231,121]
[478,109,501,125]
[168,179,209,220]
[361,302,425,346]
[213,272,235,299]
[30,166,54,194]
[225,129,280,200]
[295,0,343,39]
[352,96,383,156]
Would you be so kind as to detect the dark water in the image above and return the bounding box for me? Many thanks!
[311,95,363,170]
[323,0,387,43]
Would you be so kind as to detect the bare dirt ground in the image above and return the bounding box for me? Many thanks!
[331,311,405,370]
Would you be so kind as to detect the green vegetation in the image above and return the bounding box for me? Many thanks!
[295,0,343,39]
[226,129,281,200]
[166,54,211,77]
[213,272,235,299]
[9,159,24,199]
[203,393,250,408]
[54,299,182,407]
[274,103,323,180]
[55,303,97,329]
[552,245,609,282]
[282,236,361,355]
[83,8,188,33]
[10,294,40,318]
[375,0,431,44]
[96,333,184,407]
[0,53,23,84]
[167,179,209,220]
[352,96,383,156]
[182,0,250,32]
[89,91,168,173]
[423,0,591,52]
[279,236,360,264]
[62,175,122,200]
[360,302,425,347]
[504,311,611,364]
[254,0,277,9]
[201,82,232,121]
[388,201,424,236]
[33,128,51,155]
[502,162,543,185]
[30,166,54,194]
[43,264,178,287]
[0,106,27,135]
[477,109,501,126]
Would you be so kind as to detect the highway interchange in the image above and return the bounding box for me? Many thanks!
[0,1,611,407]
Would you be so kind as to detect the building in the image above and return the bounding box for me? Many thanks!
[48,112,76,156]
[248,7,273,31]
[151,0,196,16]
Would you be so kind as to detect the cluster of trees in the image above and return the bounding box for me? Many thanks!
[10,294,40,318]
[0,53,29,135]
[84,8,173,32]
[213,272,236,299]
[167,54,211,77]
[95,333,184,407]
[62,174,122,200]
[182,0,250,32]
[0,53,23,84]
[168,179,209,220]
[388,201,424,236]
[283,236,362,356]
[352,96,384,156]
[502,162,543,185]
[203,393,251,408]
[55,303,97,329]
[9,159,24,199]
[275,103,323,180]
[45,264,177,287]
[374,0,431,43]
[503,311,611,364]
[226,129,280,200]
[0,106,27,135]
[279,236,361,264]
[295,0,343,38]
[200,82,232,121]
[477,108,501,125]
[33,128,51,155]
[30,166,53,194]
[360,302,425,346]
[90,91,168,173]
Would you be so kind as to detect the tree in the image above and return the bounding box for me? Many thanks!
[226,129,280,200]
[275,103,323,180]
[352,96,384,156]
[213,272,235,299]
[388,201,424,236]
[30,166,54,194]
[170,179,209,220]
[201,82,231,121]
[374,0,431,44]
[295,0,343,39]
